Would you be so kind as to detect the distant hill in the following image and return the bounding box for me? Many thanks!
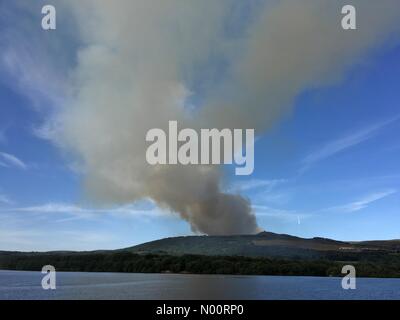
[124,231,400,259]
[2,232,400,277]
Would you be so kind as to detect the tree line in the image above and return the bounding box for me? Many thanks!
[1,251,400,278]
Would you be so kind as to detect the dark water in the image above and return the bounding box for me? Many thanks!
[1,270,399,300]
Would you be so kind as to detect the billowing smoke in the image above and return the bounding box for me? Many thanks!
[45,0,400,235]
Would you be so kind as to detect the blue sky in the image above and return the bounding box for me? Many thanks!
[1,1,400,251]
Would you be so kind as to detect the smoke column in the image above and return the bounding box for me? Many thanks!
[46,0,400,235]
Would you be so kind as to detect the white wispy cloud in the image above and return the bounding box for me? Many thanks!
[260,192,292,206]
[0,227,118,252]
[0,127,7,144]
[0,200,165,251]
[0,194,12,205]
[301,116,399,172]
[323,189,397,213]
[230,179,287,192]
[0,152,27,170]
[253,204,312,223]
[3,201,167,221]
[0,1,70,111]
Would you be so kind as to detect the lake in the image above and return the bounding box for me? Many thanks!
[0,270,399,300]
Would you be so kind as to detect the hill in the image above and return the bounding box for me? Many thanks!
[1,232,400,277]
[125,231,399,259]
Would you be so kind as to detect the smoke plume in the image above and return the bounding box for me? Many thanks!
[46,0,400,235]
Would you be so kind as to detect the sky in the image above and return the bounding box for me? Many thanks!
[0,1,400,251]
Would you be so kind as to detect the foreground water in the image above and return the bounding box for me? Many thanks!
[0,270,399,300]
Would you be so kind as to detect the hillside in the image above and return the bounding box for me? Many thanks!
[125,231,399,259]
[1,232,400,277]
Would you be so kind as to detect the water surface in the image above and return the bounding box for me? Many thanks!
[1,270,399,300]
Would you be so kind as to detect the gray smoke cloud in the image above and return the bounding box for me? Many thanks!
[44,0,400,235]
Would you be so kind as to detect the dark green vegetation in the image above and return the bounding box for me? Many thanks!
[1,232,400,277]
